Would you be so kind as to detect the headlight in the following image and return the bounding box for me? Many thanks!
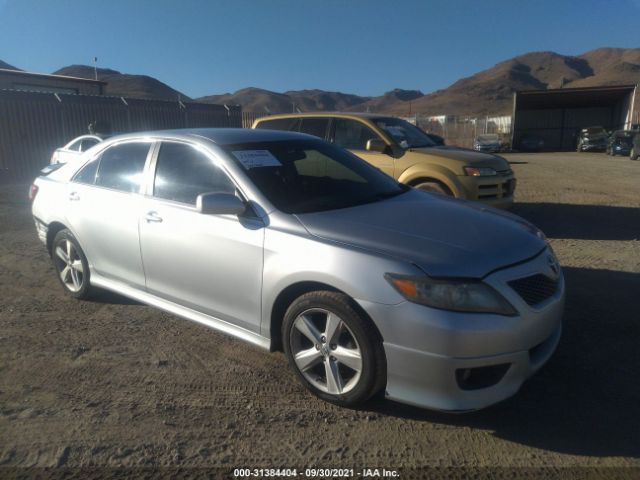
[385,273,517,315]
[464,166,497,177]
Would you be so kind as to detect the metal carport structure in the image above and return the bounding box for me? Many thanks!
[512,84,637,151]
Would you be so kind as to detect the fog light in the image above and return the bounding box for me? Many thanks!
[455,364,511,390]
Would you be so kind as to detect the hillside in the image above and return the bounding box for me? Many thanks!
[198,48,640,116]
[52,65,191,101]
[198,87,370,113]
[4,47,639,115]
[374,48,640,115]
[0,60,20,71]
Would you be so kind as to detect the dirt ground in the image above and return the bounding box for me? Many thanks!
[1,152,639,478]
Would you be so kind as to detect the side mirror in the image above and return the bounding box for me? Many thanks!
[196,192,246,216]
[366,138,389,154]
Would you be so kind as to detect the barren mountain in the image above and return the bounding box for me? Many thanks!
[0,60,20,71]
[198,87,370,113]
[53,65,190,101]
[377,48,640,116]
[198,48,640,116]
[5,47,640,115]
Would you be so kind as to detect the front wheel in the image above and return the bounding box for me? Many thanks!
[282,291,386,407]
[414,181,452,196]
[52,229,93,299]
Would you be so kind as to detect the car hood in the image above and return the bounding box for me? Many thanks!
[295,190,546,279]
[408,146,509,169]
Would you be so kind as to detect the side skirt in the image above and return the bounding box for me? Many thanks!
[90,272,271,351]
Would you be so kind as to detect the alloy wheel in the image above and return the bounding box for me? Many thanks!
[54,239,84,292]
[289,308,362,395]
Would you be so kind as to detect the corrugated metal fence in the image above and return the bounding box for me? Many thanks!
[0,90,243,182]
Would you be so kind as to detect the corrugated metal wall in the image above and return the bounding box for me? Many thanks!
[0,90,243,182]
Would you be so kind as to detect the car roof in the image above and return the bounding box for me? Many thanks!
[254,112,396,122]
[103,128,315,146]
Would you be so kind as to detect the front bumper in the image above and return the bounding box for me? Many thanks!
[580,143,607,151]
[359,249,564,411]
[458,172,516,209]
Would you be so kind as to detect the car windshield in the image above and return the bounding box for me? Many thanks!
[583,127,606,136]
[373,118,436,149]
[478,134,499,142]
[222,139,409,214]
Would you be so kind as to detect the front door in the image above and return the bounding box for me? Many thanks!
[332,118,395,177]
[138,141,265,333]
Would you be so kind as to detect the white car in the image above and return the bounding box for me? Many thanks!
[50,135,106,165]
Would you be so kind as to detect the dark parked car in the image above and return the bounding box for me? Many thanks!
[577,126,608,152]
[606,130,636,156]
[474,134,501,153]
[518,134,544,152]
[630,132,640,160]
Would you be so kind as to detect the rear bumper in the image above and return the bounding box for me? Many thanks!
[33,216,48,245]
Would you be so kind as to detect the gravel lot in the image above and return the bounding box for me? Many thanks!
[1,152,639,478]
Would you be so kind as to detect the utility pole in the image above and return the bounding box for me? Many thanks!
[93,57,98,81]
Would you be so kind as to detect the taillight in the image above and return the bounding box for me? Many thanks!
[28,184,39,202]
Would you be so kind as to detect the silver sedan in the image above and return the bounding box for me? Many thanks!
[30,128,564,411]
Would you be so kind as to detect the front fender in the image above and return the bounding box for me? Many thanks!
[260,226,421,339]
[397,163,464,198]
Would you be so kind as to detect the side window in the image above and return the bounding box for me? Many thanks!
[95,142,150,193]
[333,119,379,150]
[66,139,83,152]
[153,142,235,205]
[80,138,100,152]
[255,118,300,131]
[73,158,100,185]
[299,118,329,139]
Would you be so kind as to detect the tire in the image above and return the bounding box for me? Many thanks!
[414,181,452,196]
[282,291,386,407]
[51,229,93,299]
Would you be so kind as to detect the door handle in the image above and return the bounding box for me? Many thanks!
[145,211,163,223]
[69,192,80,201]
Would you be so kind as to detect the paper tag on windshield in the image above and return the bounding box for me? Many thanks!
[232,150,281,169]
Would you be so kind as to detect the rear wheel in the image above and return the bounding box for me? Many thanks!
[282,291,386,407]
[52,229,92,299]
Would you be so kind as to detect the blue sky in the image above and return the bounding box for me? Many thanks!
[0,0,638,98]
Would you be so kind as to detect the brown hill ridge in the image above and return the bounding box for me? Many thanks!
[0,60,21,71]
[3,47,638,114]
[198,48,640,115]
[52,65,191,101]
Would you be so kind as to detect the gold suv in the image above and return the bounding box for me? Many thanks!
[253,113,515,208]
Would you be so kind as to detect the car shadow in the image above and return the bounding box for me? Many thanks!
[88,288,141,306]
[366,267,640,458]
[512,203,640,241]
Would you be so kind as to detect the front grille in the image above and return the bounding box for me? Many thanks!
[508,274,558,307]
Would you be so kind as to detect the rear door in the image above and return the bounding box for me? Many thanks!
[138,141,265,333]
[331,118,395,177]
[66,140,153,288]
